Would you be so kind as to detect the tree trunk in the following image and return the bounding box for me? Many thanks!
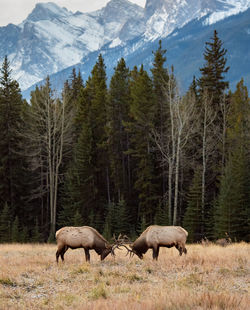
[201,110,207,235]
[168,163,173,224]
[173,133,181,225]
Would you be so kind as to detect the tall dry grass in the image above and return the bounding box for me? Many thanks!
[0,242,249,309]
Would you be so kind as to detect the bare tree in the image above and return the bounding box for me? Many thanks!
[152,75,196,225]
[23,79,74,238]
[151,74,175,223]
[172,90,196,224]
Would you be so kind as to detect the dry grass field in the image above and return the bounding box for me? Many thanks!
[0,242,249,310]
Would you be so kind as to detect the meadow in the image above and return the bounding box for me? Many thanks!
[0,242,249,310]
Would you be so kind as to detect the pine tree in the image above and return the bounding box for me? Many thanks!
[189,76,198,98]
[58,190,77,227]
[11,216,20,242]
[20,225,29,243]
[214,151,248,240]
[31,218,42,242]
[183,170,203,242]
[59,114,92,227]
[0,56,27,221]
[137,214,147,235]
[150,40,170,220]
[103,202,115,240]
[103,211,112,240]
[198,30,229,109]
[67,68,84,146]
[0,202,12,242]
[151,40,169,130]
[70,68,83,101]
[86,54,109,225]
[116,199,129,235]
[126,65,157,226]
[63,55,109,230]
[107,58,131,202]
[154,203,168,226]
[103,201,132,239]
[195,31,230,236]
[214,79,250,241]
[73,210,84,226]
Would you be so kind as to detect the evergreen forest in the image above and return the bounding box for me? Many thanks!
[0,30,249,243]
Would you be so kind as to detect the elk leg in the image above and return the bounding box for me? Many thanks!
[56,250,60,263]
[175,244,183,256]
[152,246,159,260]
[84,248,90,262]
[56,244,65,263]
[61,246,68,261]
[156,246,160,260]
[179,242,187,255]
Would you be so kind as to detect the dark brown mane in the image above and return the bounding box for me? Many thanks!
[133,234,148,254]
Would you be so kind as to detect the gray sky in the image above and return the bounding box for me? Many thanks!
[0,0,146,26]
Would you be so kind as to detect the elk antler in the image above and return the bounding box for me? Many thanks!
[117,244,134,258]
[111,234,123,253]
[112,234,131,246]
[112,233,123,244]
[111,234,134,257]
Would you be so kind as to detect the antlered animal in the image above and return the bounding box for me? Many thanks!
[122,225,188,260]
[215,233,232,247]
[55,226,115,263]
[215,238,232,247]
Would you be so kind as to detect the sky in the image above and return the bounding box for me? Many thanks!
[0,0,146,26]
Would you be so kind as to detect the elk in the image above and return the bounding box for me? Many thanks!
[119,225,188,260]
[216,233,232,247]
[55,226,118,263]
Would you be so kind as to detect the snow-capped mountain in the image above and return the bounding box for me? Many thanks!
[0,0,144,90]
[0,0,250,92]
[204,0,250,25]
[143,0,250,40]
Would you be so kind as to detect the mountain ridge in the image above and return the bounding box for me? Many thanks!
[0,0,249,94]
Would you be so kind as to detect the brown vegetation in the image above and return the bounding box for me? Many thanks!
[0,242,249,309]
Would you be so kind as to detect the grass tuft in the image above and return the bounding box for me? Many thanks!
[127,273,143,283]
[179,273,203,287]
[0,277,17,287]
[89,283,108,300]
[72,264,90,275]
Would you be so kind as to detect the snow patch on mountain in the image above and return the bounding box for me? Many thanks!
[26,2,71,22]
[144,0,250,40]
[143,0,214,40]
[109,37,122,48]
[204,0,250,25]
